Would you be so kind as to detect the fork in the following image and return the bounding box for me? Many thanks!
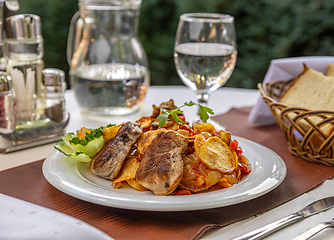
[292,218,334,240]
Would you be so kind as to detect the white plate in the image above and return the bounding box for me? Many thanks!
[42,137,286,211]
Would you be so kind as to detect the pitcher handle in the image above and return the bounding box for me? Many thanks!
[67,11,84,65]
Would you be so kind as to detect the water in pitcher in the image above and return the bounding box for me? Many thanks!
[71,63,149,115]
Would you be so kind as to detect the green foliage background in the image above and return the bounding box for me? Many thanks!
[17,0,334,89]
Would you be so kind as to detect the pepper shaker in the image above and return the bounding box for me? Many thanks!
[42,68,67,122]
[0,72,15,133]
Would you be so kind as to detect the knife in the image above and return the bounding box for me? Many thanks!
[231,196,334,240]
[291,218,334,240]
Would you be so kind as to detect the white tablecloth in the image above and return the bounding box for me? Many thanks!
[1,86,334,240]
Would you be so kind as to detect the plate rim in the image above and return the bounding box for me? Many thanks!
[42,136,287,211]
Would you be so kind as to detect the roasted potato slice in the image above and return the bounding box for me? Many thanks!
[217,178,233,188]
[165,122,180,131]
[216,130,232,145]
[194,134,206,154]
[112,157,140,188]
[198,136,236,173]
[137,116,153,129]
[200,131,212,139]
[194,123,215,135]
[238,154,250,165]
[127,179,148,191]
[177,129,189,137]
[103,124,121,142]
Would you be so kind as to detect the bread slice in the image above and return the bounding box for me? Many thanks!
[326,63,334,77]
[280,64,334,140]
[281,66,334,112]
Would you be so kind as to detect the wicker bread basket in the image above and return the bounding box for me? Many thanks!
[258,80,334,166]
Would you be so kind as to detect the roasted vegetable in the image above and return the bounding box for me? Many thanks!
[198,137,236,173]
[103,124,121,142]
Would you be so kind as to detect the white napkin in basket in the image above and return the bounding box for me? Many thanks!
[248,56,334,126]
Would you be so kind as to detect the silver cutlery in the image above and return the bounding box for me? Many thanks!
[231,196,334,240]
[291,218,334,240]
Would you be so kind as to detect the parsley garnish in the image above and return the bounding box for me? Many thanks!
[70,124,115,146]
[155,101,214,128]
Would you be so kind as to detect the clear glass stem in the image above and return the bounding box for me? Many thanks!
[195,91,210,120]
[197,90,227,130]
[196,91,210,108]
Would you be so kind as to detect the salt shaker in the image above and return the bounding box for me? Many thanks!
[42,68,67,122]
[4,14,44,122]
[0,72,15,133]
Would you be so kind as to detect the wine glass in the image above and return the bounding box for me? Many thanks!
[174,13,237,122]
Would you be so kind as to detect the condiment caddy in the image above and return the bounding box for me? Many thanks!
[0,11,69,153]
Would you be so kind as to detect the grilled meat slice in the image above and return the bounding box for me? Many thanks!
[135,130,188,196]
[137,129,165,155]
[90,121,142,181]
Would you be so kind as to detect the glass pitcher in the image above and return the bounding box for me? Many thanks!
[67,0,149,115]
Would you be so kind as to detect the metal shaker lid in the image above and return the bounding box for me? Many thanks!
[5,0,20,12]
[5,14,42,39]
[0,72,12,92]
[42,68,66,87]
